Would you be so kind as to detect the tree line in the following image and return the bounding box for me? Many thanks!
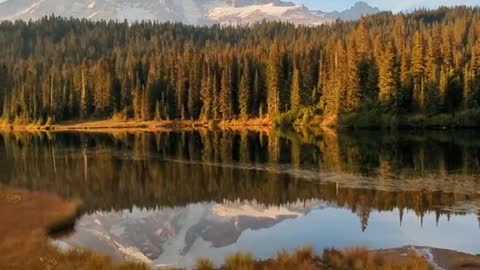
[1,6,480,126]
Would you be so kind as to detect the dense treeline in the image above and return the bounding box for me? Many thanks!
[1,7,480,127]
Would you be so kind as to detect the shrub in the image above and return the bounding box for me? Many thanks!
[266,247,316,270]
[404,114,425,128]
[112,108,129,121]
[453,109,480,127]
[425,113,453,128]
[272,111,298,128]
[195,257,215,270]
[35,117,45,126]
[293,108,317,127]
[13,115,30,125]
[45,116,55,127]
[225,252,255,270]
[338,108,394,129]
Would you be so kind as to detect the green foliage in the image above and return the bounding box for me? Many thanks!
[338,105,398,129]
[452,109,480,127]
[272,111,298,128]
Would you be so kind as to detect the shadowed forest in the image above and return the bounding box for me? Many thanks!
[2,7,480,128]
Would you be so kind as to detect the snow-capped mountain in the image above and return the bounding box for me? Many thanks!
[0,0,381,26]
[57,200,324,267]
[321,1,382,21]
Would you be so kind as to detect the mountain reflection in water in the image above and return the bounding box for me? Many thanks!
[0,130,479,267]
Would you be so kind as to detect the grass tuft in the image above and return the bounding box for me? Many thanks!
[225,252,255,270]
[195,257,215,270]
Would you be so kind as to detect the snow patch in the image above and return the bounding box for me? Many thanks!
[7,0,47,20]
[213,202,304,219]
[209,3,297,19]
[86,11,100,19]
[88,2,96,9]
[208,2,331,26]
[410,247,446,270]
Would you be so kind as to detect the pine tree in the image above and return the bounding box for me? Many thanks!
[345,38,361,112]
[220,65,233,120]
[464,64,475,109]
[472,40,480,107]
[317,56,326,101]
[188,55,202,119]
[425,35,440,83]
[253,69,264,117]
[238,62,251,120]
[357,17,371,59]
[412,31,426,111]
[290,66,302,112]
[200,65,213,120]
[378,41,398,109]
[267,43,282,116]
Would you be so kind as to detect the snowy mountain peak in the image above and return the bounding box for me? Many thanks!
[0,0,381,26]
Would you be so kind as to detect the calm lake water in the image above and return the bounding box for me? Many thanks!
[1,130,480,268]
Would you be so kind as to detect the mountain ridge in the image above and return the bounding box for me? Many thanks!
[0,0,382,26]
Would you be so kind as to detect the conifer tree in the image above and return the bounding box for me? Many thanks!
[239,61,251,120]
[290,66,302,112]
[378,41,398,109]
[200,65,213,120]
[220,66,233,120]
[267,43,282,116]
[345,38,361,112]
[412,31,426,111]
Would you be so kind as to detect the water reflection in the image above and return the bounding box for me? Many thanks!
[0,130,479,267]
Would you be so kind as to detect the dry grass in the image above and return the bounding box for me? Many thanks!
[0,186,148,270]
[195,258,216,270]
[190,247,431,270]
[224,252,255,270]
[451,258,480,270]
[1,118,273,133]
[265,247,317,270]
[322,247,431,270]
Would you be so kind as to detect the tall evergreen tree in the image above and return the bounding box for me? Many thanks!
[267,43,282,116]
[239,61,251,120]
[412,31,426,111]
[220,65,233,120]
[378,41,398,109]
[290,65,302,112]
[345,38,361,112]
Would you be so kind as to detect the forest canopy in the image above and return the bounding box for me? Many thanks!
[1,6,480,128]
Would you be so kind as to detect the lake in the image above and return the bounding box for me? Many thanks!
[0,129,479,268]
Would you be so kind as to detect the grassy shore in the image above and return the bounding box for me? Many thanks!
[0,186,148,270]
[0,118,272,133]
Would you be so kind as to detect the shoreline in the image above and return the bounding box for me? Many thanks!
[0,186,148,270]
[2,116,480,134]
[0,118,273,133]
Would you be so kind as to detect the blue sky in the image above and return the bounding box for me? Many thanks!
[292,0,480,12]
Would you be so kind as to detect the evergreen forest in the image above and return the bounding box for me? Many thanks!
[1,6,480,128]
